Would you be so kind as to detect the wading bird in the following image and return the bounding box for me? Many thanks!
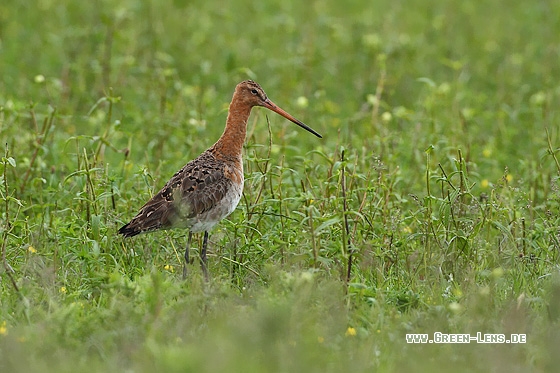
[119,80,322,279]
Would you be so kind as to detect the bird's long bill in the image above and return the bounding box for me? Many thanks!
[263,99,322,138]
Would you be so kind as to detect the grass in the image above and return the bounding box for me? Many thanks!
[1,0,560,371]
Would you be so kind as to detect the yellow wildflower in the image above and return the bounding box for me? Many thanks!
[381,112,392,123]
[296,96,309,108]
[345,327,357,337]
[0,321,7,336]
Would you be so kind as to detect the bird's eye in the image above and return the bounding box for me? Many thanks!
[250,89,258,95]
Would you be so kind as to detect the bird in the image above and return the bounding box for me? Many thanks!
[118,80,322,280]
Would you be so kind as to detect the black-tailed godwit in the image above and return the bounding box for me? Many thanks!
[119,80,322,279]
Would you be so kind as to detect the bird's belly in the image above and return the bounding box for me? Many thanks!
[188,181,243,233]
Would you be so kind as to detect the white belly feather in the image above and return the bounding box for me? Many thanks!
[188,178,243,233]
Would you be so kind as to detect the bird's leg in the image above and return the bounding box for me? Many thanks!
[201,231,209,281]
[183,231,193,279]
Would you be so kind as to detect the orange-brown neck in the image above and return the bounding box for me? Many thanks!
[211,98,252,161]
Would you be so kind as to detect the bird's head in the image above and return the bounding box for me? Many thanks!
[234,80,322,138]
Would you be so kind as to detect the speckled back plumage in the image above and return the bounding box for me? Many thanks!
[118,148,243,237]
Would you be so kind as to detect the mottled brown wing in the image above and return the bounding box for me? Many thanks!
[118,151,232,237]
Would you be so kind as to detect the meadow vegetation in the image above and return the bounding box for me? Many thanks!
[1,0,560,371]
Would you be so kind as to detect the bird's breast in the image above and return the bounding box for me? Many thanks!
[188,164,243,233]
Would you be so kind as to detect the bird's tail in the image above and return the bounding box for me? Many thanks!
[118,222,142,237]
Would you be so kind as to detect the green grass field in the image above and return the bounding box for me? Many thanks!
[2,0,560,371]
